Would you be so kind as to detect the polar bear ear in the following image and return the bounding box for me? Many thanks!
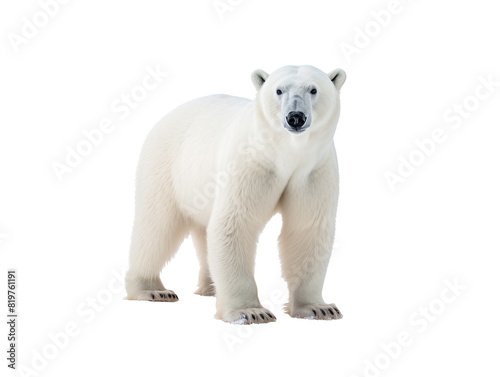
[328,69,347,90]
[251,69,269,90]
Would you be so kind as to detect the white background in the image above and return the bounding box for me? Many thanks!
[1,0,499,376]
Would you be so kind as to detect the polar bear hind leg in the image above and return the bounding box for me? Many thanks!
[125,149,189,302]
[192,226,216,296]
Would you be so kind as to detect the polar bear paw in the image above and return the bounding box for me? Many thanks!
[132,290,179,302]
[288,303,342,320]
[223,308,276,324]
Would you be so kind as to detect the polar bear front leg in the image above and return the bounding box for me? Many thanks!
[279,155,343,320]
[207,165,282,324]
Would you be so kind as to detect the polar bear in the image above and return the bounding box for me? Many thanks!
[125,65,346,324]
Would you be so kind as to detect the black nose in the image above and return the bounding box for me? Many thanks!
[286,111,307,129]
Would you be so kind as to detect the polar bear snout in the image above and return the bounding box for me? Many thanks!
[285,111,309,133]
[286,111,307,131]
[280,91,312,133]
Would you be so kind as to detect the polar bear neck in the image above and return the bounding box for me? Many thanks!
[233,99,337,175]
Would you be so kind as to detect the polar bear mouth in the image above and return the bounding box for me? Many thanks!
[285,125,308,134]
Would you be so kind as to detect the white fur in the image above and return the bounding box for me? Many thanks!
[125,65,346,324]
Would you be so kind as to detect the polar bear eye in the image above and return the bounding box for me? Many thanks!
[276,89,283,95]
[310,88,317,94]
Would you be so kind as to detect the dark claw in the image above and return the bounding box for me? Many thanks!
[259,313,265,320]
[168,293,172,298]
[312,309,317,316]
[242,313,248,320]
[252,314,256,320]
[150,294,155,300]
[267,312,273,319]
[320,309,326,316]
[334,308,340,314]
[159,293,164,298]
[173,294,177,299]
[328,308,334,315]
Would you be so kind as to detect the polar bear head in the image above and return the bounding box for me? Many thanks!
[251,65,346,135]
